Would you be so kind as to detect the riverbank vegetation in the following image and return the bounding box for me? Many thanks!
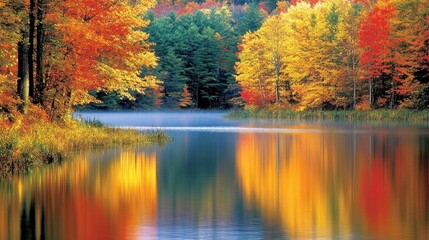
[227,109,429,123]
[0,117,168,177]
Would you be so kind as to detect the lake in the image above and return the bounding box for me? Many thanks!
[1,112,429,239]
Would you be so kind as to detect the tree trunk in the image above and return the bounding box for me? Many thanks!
[389,79,395,109]
[275,61,280,103]
[352,49,356,110]
[35,0,45,104]
[18,31,30,112]
[369,78,372,108]
[29,0,36,99]
[257,76,266,107]
[196,83,199,108]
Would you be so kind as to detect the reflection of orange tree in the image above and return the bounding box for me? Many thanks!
[236,131,429,239]
[0,149,158,240]
[0,178,22,239]
[0,159,92,239]
[60,150,158,239]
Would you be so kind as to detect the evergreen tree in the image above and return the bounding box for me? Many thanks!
[159,49,189,108]
[147,8,239,109]
[237,4,265,35]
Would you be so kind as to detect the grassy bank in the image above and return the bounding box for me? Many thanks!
[0,119,169,177]
[226,109,429,123]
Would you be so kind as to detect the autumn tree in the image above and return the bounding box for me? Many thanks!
[235,33,276,107]
[338,1,363,109]
[178,84,193,108]
[40,0,159,118]
[0,0,159,120]
[0,0,22,117]
[236,12,288,107]
[234,0,429,110]
[358,0,396,108]
[235,0,373,110]
[259,14,289,104]
[282,1,342,110]
[388,0,429,109]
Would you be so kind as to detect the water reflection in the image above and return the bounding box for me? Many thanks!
[0,148,158,240]
[155,132,245,239]
[1,115,429,239]
[236,131,429,239]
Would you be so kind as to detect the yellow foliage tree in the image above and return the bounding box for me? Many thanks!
[235,33,276,107]
[258,15,289,104]
[0,0,23,116]
[235,13,289,106]
[282,2,337,110]
[237,1,355,110]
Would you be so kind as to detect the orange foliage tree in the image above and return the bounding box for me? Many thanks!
[44,0,159,118]
[178,84,193,108]
[0,0,159,121]
[359,0,429,109]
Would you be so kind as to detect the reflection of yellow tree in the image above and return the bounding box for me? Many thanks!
[236,131,429,239]
[0,148,158,240]
[101,151,158,229]
[236,133,282,223]
[236,132,351,238]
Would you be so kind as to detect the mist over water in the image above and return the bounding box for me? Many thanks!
[2,112,429,239]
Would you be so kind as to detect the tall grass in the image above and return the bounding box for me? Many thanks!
[226,109,429,124]
[0,119,169,177]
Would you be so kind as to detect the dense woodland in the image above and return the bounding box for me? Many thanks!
[87,0,429,111]
[1,0,429,119]
[236,0,429,110]
[84,0,266,110]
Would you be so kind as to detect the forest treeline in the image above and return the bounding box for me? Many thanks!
[86,0,429,111]
[1,0,429,117]
[85,0,267,110]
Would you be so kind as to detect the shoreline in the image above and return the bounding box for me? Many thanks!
[0,120,169,178]
[226,109,429,124]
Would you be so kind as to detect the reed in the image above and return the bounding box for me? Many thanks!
[226,109,429,123]
[0,119,169,177]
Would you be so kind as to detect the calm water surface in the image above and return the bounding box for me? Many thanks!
[1,112,429,239]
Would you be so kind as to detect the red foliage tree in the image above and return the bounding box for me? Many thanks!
[177,0,220,16]
[41,0,157,116]
[289,0,320,7]
[358,0,396,107]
